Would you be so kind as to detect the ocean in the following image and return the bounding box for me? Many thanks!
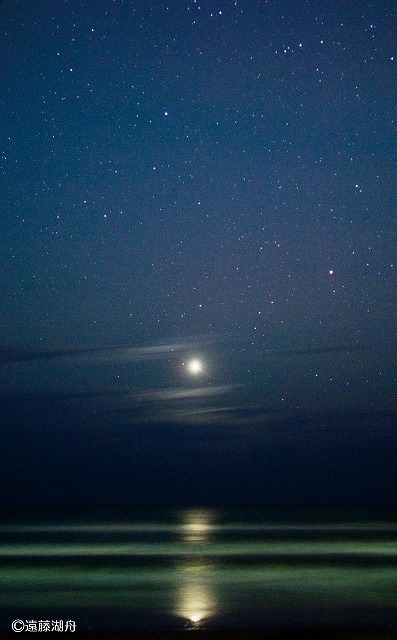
[0,506,396,632]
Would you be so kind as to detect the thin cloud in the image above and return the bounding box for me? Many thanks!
[0,336,216,365]
[0,340,377,365]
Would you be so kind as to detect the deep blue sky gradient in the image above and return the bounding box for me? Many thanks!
[0,0,395,505]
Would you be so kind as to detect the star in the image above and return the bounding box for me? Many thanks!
[185,359,204,374]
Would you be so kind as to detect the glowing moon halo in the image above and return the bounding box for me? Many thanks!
[186,358,203,375]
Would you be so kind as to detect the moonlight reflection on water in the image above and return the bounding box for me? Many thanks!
[177,510,217,626]
[0,507,396,630]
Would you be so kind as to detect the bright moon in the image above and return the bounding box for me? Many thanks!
[186,359,203,374]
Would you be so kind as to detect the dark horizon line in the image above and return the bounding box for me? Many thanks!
[1,501,396,510]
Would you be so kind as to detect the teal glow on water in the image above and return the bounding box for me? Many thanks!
[0,507,396,630]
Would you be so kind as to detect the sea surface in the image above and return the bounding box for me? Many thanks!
[0,506,396,632]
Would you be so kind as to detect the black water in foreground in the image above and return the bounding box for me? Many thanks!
[0,506,396,633]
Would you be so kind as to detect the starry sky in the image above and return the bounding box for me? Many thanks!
[0,0,395,506]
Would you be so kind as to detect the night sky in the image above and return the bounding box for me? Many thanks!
[0,0,395,506]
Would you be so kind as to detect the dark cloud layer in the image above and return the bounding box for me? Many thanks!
[0,386,396,506]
